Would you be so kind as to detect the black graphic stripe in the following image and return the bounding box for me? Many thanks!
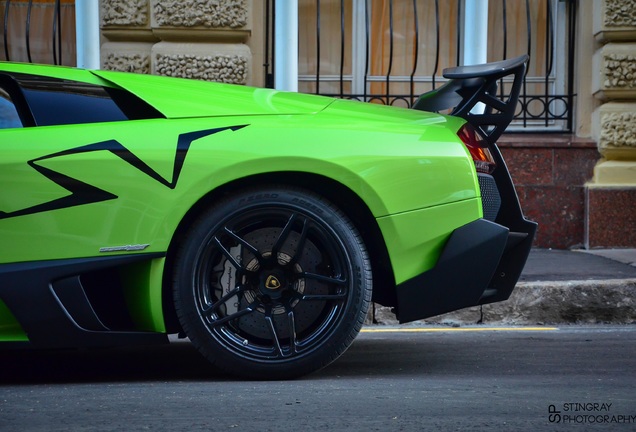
[0,125,248,220]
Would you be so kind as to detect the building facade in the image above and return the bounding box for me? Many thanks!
[588,0,636,248]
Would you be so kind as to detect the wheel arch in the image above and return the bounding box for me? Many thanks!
[161,171,397,333]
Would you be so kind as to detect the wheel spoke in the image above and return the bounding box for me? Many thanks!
[286,308,298,355]
[271,213,300,257]
[300,271,347,286]
[201,284,246,316]
[300,293,347,302]
[264,312,285,358]
[287,217,309,267]
[212,236,244,271]
[207,306,255,328]
[221,226,265,265]
[200,284,257,328]
[261,306,299,359]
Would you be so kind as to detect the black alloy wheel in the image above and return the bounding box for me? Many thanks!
[173,186,372,379]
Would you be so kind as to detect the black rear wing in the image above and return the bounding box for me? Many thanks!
[413,55,528,145]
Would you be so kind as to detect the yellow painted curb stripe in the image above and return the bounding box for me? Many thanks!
[361,327,558,333]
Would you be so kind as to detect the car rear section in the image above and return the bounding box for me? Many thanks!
[393,55,537,323]
[393,122,536,322]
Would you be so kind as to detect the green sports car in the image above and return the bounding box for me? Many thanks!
[0,57,536,379]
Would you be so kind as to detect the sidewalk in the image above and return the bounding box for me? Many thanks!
[372,249,636,326]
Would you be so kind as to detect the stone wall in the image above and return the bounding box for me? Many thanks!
[498,135,598,249]
[99,0,263,86]
[588,0,636,247]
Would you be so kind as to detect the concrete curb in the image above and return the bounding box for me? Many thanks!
[370,279,636,326]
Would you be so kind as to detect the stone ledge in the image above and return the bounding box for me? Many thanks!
[151,28,251,43]
[591,160,636,184]
[498,134,596,149]
[369,279,636,326]
[101,28,159,43]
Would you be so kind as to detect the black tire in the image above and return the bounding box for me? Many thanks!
[173,185,372,379]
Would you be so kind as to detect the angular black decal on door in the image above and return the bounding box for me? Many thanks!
[0,125,247,220]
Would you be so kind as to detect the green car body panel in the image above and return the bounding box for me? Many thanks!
[0,61,533,358]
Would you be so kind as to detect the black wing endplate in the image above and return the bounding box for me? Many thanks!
[413,54,529,145]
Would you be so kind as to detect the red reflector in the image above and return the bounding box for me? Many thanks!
[457,124,496,174]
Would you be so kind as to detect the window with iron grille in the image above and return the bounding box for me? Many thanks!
[281,0,577,132]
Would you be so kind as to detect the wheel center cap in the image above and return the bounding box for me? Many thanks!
[264,274,282,290]
[261,269,287,293]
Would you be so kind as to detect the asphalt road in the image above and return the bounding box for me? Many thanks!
[1,325,635,431]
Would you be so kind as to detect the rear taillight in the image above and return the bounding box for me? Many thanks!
[457,124,496,174]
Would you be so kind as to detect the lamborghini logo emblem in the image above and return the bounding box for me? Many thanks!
[265,275,281,290]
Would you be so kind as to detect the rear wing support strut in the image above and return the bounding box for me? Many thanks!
[413,55,528,146]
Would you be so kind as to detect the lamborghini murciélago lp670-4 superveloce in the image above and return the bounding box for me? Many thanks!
[0,56,536,379]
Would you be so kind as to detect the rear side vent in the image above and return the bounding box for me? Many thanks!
[478,173,501,221]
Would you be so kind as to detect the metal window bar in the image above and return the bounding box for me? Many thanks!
[431,0,440,89]
[53,0,62,65]
[316,0,320,93]
[265,0,275,88]
[521,0,531,127]
[339,0,345,98]
[26,0,32,63]
[1,0,65,65]
[282,0,577,133]
[566,0,576,132]
[3,0,10,61]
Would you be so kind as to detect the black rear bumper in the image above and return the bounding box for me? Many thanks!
[395,141,537,323]
[395,217,535,323]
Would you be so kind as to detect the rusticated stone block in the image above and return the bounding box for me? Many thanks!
[603,0,636,28]
[593,43,636,99]
[101,0,149,27]
[100,42,153,74]
[152,42,250,84]
[102,53,151,74]
[594,0,636,41]
[600,112,636,146]
[155,53,248,83]
[603,52,636,88]
[151,0,248,28]
[103,53,151,73]
[592,102,636,159]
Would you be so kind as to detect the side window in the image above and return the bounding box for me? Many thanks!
[8,73,163,127]
[0,88,22,129]
[22,79,128,126]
